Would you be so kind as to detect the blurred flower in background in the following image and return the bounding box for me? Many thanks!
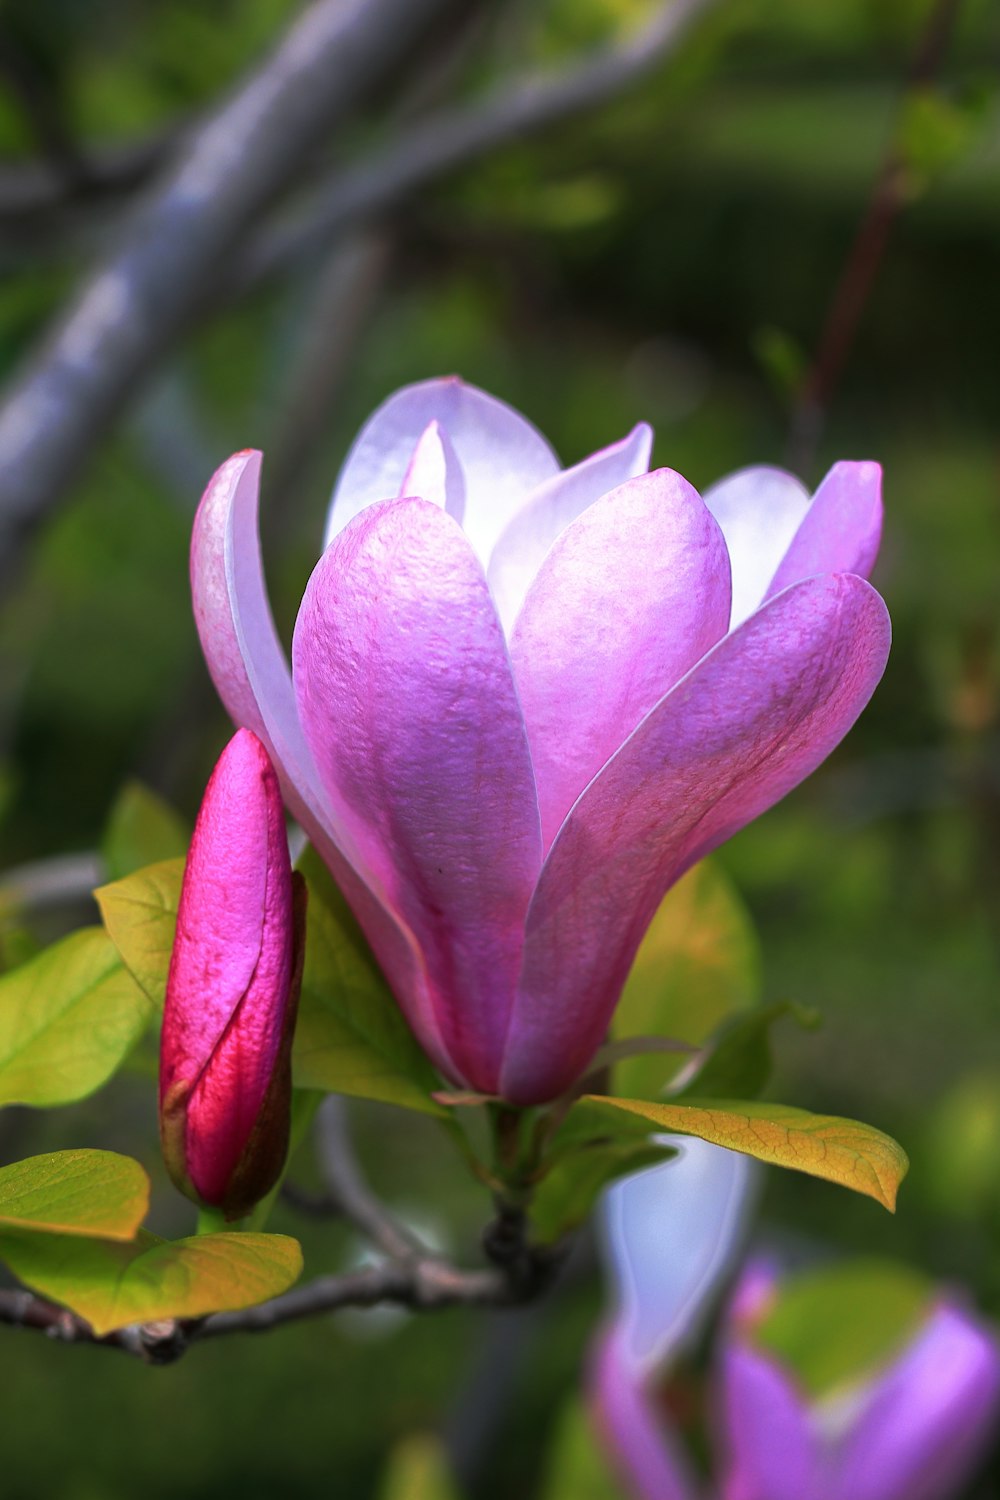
[592,1148,1000,1500]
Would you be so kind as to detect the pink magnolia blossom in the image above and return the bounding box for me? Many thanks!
[160,728,305,1218]
[191,376,889,1104]
[592,1150,1000,1500]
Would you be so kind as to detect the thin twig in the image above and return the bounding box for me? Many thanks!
[314,1096,426,1261]
[787,0,964,473]
[0,0,471,588]
[238,0,721,290]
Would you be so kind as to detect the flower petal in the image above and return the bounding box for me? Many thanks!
[399,419,465,525]
[717,1343,822,1500]
[293,497,542,1092]
[190,452,449,1076]
[601,1140,756,1378]
[766,460,883,601]
[510,469,731,847]
[502,574,890,1103]
[590,1328,704,1500]
[324,375,559,563]
[830,1301,1000,1500]
[703,466,811,628]
[487,423,653,633]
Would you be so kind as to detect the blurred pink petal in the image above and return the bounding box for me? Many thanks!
[592,1328,703,1500]
[718,1343,823,1500]
[830,1301,1000,1500]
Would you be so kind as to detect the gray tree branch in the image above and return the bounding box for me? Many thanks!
[0,0,470,586]
[239,0,720,289]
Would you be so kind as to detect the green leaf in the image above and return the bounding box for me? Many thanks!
[94,857,184,1007]
[539,1399,621,1500]
[754,1260,932,1400]
[101,781,189,881]
[531,1137,674,1244]
[0,928,151,1106]
[679,1000,819,1102]
[580,1096,908,1211]
[0,1228,302,1337]
[613,860,760,1100]
[0,1150,149,1240]
[292,848,444,1116]
[378,1434,462,1500]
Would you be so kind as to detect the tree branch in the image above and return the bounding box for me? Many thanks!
[0,0,472,587]
[238,0,720,290]
[313,1095,426,1261]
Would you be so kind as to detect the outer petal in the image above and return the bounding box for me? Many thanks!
[487,423,653,633]
[830,1301,1000,1500]
[717,1343,823,1500]
[601,1140,756,1378]
[590,1328,703,1500]
[703,466,811,628]
[191,452,450,1076]
[766,460,882,602]
[293,497,542,1092]
[324,376,559,563]
[510,470,731,848]
[502,574,890,1103]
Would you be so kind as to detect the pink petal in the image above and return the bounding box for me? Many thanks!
[487,423,653,632]
[293,497,542,1092]
[703,466,811,628]
[717,1343,822,1500]
[510,469,731,848]
[399,419,465,525]
[162,730,295,1202]
[324,375,559,563]
[590,1328,703,1500]
[830,1301,1000,1500]
[502,574,890,1103]
[766,460,883,602]
[191,452,450,1076]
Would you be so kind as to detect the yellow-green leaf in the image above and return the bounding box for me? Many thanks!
[0,1228,302,1336]
[292,848,443,1116]
[583,1096,908,1211]
[614,859,760,1099]
[101,781,189,881]
[95,857,184,1007]
[0,1150,149,1240]
[0,928,151,1106]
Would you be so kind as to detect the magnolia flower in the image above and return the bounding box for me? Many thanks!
[192,377,889,1104]
[160,729,305,1219]
[592,1151,1000,1500]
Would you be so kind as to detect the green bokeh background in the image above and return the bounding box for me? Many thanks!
[1,0,999,1495]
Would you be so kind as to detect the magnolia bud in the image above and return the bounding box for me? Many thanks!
[160,729,305,1219]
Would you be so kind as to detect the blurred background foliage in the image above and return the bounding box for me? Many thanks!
[0,0,999,1495]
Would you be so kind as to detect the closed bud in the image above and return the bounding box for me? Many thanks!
[160,728,305,1220]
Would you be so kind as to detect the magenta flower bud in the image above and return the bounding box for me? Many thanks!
[192,379,889,1104]
[160,728,305,1220]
